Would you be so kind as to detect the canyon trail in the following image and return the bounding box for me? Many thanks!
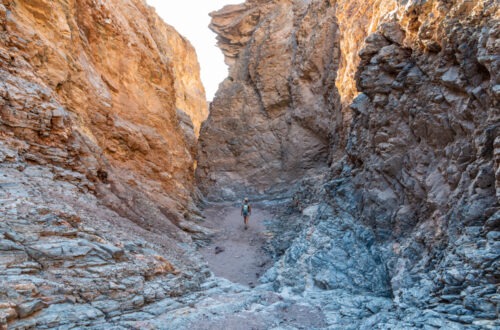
[200,204,273,287]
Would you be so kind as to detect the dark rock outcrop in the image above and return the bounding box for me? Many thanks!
[342,1,500,324]
[197,0,499,328]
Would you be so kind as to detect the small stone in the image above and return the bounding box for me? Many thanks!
[95,243,125,260]
[492,84,500,98]
[441,66,464,90]
[350,93,371,115]
[379,21,405,45]
[15,299,47,318]
[214,246,225,254]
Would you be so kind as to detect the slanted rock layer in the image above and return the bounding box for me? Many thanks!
[197,0,341,200]
[1,0,210,327]
[0,0,208,211]
[0,0,498,329]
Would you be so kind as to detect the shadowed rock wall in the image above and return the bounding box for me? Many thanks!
[197,0,341,200]
[198,0,499,327]
[342,0,499,318]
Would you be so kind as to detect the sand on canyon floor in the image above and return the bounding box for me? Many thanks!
[199,204,274,287]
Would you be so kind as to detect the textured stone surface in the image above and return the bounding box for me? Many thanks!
[341,4,499,325]
[196,0,340,200]
[0,0,208,216]
[0,0,210,328]
[1,0,499,328]
[0,148,210,329]
[197,0,499,328]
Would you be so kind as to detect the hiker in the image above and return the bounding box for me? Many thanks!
[241,197,252,230]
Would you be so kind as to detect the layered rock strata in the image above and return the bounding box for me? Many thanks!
[0,148,208,328]
[0,0,208,214]
[197,0,499,328]
[0,0,210,327]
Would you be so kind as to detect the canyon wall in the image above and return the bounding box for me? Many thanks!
[0,0,211,327]
[195,0,403,200]
[0,0,498,328]
[198,0,499,327]
[343,0,499,321]
[0,0,208,223]
[1,1,207,204]
[197,0,341,200]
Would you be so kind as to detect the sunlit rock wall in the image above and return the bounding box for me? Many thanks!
[0,1,210,327]
[0,0,208,213]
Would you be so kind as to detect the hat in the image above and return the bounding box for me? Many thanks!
[244,197,248,201]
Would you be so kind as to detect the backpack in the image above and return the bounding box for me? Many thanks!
[242,204,249,214]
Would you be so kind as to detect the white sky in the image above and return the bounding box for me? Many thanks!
[146,0,243,101]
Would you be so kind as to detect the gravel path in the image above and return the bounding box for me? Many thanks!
[199,204,273,287]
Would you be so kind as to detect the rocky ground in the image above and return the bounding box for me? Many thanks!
[0,141,209,329]
[1,147,498,329]
[4,137,496,328]
[199,204,273,287]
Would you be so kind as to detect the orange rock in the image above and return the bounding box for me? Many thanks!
[0,0,207,222]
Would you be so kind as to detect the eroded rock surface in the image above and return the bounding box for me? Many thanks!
[0,0,208,213]
[197,0,340,200]
[0,0,210,327]
[0,142,214,328]
[197,0,499,328]
[338,0,500,325]
[1,0,499,328]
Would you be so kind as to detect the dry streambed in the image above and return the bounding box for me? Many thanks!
[199,204,274,287]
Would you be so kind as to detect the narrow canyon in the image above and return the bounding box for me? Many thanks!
[0,0,498,329]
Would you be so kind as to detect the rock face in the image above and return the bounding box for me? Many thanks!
[195,0,408,201]
[0,0,208,211]
[341,0,500,325]
[197,0,341,200]
[0,154,209,329]
[1,0,499,328]
[197,0,500,328]
[0,0,211,327]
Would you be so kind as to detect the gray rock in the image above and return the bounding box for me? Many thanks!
[379,21,406,45]
[441,66,465,90]
[15,299,47,318]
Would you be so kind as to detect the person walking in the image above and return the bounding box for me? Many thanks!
[241,197,252,230]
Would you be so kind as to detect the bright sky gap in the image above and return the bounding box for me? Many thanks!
[146,0,243,101]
